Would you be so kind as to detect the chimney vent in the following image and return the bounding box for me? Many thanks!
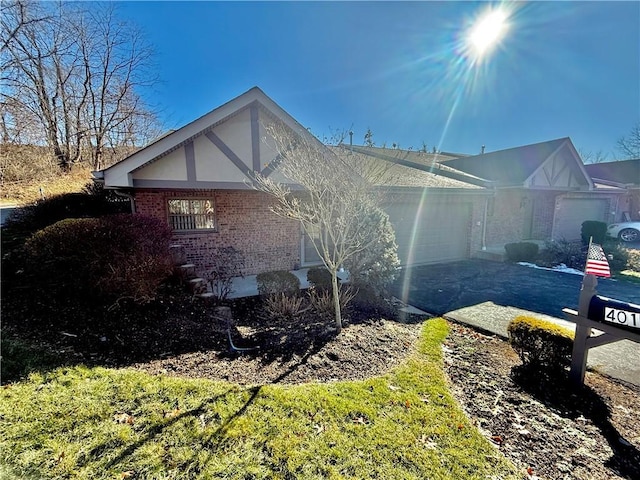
[481,145,485,154]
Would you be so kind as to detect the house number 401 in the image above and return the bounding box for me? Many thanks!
[604,307,639,329]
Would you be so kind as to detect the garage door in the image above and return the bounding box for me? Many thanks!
[384,201,471,266]
[553,198,608,241]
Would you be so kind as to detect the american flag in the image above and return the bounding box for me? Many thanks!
[585,243,611,278]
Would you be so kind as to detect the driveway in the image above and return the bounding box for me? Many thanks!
[391,259,640,319]
[391,259,640,385]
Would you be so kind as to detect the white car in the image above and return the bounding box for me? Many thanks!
[606,221,640,242]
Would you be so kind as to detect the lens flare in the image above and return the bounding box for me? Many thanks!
[465,7,510,64]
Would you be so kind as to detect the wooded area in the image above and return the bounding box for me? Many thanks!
[1,0,160,172]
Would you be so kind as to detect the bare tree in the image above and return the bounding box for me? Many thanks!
[254,123,397,333]
[616,122,640,159]
[578,148,609,164]
[1,1,159,170]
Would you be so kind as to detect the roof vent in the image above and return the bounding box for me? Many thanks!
[481,145,485,154]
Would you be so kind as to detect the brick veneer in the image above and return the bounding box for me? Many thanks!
[134,189,301,276]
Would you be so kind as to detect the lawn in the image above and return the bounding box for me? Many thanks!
[0,318,517,479]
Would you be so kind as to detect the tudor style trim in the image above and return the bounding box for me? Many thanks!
[204,130,252,179]
[250,104,261,172]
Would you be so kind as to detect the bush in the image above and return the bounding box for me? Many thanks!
[306,267,335,290]
[602,241,629,274]
[308,286,356,318]
[537,239,584,269]
[581,220,607,245]
[1,191,129,254]
[504,242,539,262]
[343,206,399,296]
[263,293,305,320]
[624,248,640,272]
[256,270,300,297]
[21,214,173,306]
[204,247,245,303]
[507,316,574,372]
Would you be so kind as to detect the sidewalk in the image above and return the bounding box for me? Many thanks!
[445,301,640,387]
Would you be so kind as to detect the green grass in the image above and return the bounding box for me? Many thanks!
[0,319,518,479]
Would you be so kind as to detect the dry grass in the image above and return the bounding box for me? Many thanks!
[1,167,93,205]
[0,143,134,205]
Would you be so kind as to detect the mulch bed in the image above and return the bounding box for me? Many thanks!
[443,322,640,480]
[3,291,639,479]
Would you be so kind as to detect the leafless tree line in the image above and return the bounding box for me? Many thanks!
[1,0,161,171]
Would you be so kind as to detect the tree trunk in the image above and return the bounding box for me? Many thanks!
[331,269,342,334]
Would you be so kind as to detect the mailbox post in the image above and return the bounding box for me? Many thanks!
[563,274,640,386]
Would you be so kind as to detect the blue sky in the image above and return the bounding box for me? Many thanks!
[119,1,639,159]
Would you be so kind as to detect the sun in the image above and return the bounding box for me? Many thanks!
[466,7,509,60]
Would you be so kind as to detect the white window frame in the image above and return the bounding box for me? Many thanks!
[167,198,216,232]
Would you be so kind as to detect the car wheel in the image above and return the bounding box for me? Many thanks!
[619,228,640,242]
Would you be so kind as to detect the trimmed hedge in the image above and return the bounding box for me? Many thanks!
[507,316,574,372]
[256,270,300,297]
[581,220,607,245]
[1,192,129,254]
[21,214,173,305]
[306,267,334,290]
[504,242,539,262]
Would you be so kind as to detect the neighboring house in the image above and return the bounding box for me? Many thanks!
[584,159,640,221]
[439,139,626,243]
[94,87,629,276]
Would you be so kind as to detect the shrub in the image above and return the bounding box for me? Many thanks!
[306,267,335,290]
[1,191,129,254]
[507,316,574,372]
[308,286,356,318]
[263,293,305,320]
[504,242,539,262]
[581,220,607,245]
[204,247,245,303]
[21,214,173,306]
[343,207,400,296]
[537,239,584,269]
[624,248,640,272]
[600,240,629,274]
[256,270,300,297]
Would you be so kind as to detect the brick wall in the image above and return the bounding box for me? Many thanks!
[135,189,301,276]
[485,189,557,245]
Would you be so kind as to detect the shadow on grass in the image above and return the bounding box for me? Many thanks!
[511,366,640,479]
[72,386,263,471]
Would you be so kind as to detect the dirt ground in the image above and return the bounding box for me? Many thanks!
[4,293,639,479]
[443,322,640,480]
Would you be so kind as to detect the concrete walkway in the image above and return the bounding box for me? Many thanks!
[227,268,350,298]
[445,302,640,387]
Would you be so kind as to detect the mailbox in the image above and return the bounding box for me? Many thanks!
[588,295,640,332]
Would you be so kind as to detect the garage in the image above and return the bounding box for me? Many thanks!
[384,201,472,266]
[553,197,609,241]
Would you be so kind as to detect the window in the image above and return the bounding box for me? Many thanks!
[168,198,215,231]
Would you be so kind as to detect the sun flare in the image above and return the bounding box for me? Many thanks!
[467,8,509,59]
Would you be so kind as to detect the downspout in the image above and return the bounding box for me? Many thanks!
[481,197,488,251]
[481,187,496,251]
[114,190,136,213]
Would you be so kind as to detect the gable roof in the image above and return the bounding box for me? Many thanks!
[441,137,593,189]
[96,87,322,188]
[330,146,483,190]
[584,158,640,187]
[341,145,488,187]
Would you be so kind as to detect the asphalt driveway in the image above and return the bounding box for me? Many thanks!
[391,259,640,319]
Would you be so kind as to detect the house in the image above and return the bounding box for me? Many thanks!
[584,159,640,221]
[94,87,628,276]
[439,139,626,243]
